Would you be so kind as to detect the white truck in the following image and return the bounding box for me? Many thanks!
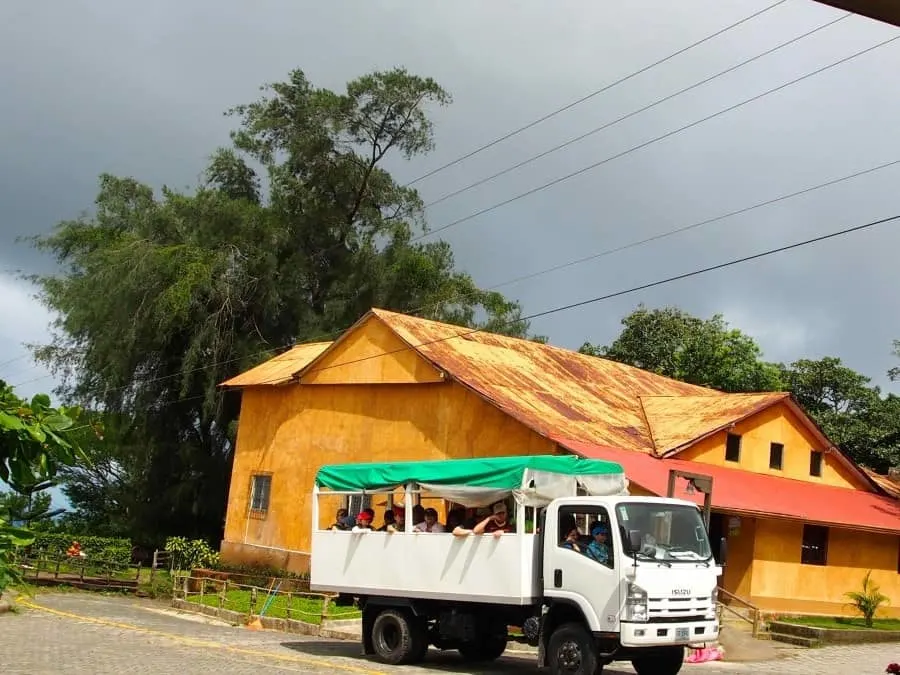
[310,455,722,675]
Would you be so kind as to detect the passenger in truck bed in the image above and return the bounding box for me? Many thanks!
[414,507,446,532]
[473,501,514,537]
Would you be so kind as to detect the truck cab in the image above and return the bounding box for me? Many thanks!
[540,496,720,673]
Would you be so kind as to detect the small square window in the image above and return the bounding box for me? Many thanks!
[809,450,823,477]
[250,474,272,513]
[801,524,828,565]
[725,433,741,463]
[769,443,784,470]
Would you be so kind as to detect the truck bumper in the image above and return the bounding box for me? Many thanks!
[619,620,718,647]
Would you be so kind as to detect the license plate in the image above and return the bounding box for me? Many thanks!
[675,627,690,641]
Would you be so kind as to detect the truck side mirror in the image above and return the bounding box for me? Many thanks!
[628,530,642,552]
[718,537,728,565]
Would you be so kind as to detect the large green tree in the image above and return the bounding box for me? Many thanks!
[581,305,784,393]
[30,67,534,546]
[784,357,900,472]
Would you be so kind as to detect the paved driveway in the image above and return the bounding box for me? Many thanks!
[0,592,897,674]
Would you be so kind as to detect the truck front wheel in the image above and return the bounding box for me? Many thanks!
[631,646,684,675]
[547,622,599,675]
[370,609,427,665]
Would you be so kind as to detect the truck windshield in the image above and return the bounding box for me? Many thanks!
[616,502,712,563]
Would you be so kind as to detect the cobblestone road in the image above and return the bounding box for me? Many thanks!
[0,593,897,674]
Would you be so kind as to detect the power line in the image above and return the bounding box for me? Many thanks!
[403,0,791,187]
[416,32,900,242]
[424,12,851,210]
[14,156,900,397]
[279,212,900,382]
[0,352,32,370]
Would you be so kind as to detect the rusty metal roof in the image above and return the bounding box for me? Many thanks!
[640,393,790,455]
[221,342,332,387]
[225,309,799,456]
[369,309,736,455]
[864,469,900,500]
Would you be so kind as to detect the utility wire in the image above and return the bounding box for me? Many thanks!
[416,32,900,242]
[424,12,851,209]
[274,212,900,382]
[403,0,791,187]
[13,157,900,395]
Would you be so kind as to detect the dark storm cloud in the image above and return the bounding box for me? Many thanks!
[1,0,899,399]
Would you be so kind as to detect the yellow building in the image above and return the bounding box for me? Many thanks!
[221,308,900,617]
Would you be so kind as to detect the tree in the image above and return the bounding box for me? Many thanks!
[29,67,535,546]
[782,357,900,471]
[0,490,62,530]
[844,570,889,628]
[0,380,83,597]
[582,305,784,393]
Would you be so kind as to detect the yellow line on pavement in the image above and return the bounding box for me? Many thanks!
[16,597,385,675]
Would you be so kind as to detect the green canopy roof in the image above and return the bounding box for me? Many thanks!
[314,454,624,492]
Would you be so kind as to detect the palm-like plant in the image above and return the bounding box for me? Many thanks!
[845,570,889,628]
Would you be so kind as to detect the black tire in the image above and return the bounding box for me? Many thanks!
[458,635,507,662]
[631,646,684,675]
[370,609,426,665]
[547,622,599,675]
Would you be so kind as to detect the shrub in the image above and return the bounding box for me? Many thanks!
[845,570,890,628]
[31,533,131,567]
[164,537,219,571]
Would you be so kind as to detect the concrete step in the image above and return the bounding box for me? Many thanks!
[769,632,821,648]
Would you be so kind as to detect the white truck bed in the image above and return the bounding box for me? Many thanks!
[310,529,541,605]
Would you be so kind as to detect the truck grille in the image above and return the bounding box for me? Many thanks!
[647,596,712,623]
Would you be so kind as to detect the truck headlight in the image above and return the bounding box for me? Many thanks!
[706,586,719,620]
[626,582,648,622]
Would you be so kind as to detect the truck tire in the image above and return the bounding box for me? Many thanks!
[458,635,507,662]
[631,646,684,675]
[370,609,426,665]
[547,622,599,675]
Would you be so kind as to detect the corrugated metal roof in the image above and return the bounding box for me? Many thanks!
[370,308,727,455]
[640,393,790,455]
[864,469,900,500]
[221,342,332,387]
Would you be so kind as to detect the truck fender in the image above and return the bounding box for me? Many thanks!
[542,591,603,631]
[537,598,597,669]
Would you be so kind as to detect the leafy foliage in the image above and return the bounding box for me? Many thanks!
[30,67,534,546]
[0,380,84,492]
[165,536,220,571]
[581,305,784,393]
[845,570,889,628]
[0,510,33,594]
[30,533,132,567]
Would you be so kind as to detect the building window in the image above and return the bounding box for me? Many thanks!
[725,433,741,463]
[809,450,823,477]
[769,442,784,470]
[801,524,828,566]
[250,474,272,514]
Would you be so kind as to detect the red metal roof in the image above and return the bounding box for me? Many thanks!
[557,438,900,535]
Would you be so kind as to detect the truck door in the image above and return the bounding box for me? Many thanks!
[543,503,621,632]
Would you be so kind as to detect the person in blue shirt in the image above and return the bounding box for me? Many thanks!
[585,522,610,565]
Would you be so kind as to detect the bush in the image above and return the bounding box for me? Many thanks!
[31,533,132,567]
[212,561,309,589]
[165,537,219,571]
[845,570,889,628]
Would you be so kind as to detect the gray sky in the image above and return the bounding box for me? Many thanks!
[3,0,900,412]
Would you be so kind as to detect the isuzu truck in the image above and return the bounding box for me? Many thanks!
[309,455,721,674]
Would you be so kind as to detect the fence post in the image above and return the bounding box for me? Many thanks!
[219,579,227,611]
[54,555,61,580]
[199,576,205,605]
[135,560,142,583]
[321,595,331,623]
[286,592,293,621]
[249,586,258,618]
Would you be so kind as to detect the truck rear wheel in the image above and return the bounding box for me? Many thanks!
[547,622,599,675]
[370,608,427,665]
[631,646,684,675]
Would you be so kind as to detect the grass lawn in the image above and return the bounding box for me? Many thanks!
[779,615,900,631]
[186,588,361,625]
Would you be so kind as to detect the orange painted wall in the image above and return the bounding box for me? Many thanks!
[748,518,900,617]
[679,402,868,490]
[721,516,756,599]
[300,315,443,385]
[222,380,555,565]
